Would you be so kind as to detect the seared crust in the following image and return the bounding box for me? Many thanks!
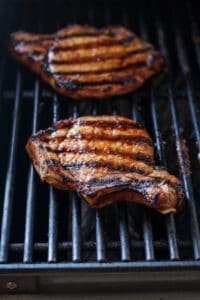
[26,115,184,214]
[9,25,164,99]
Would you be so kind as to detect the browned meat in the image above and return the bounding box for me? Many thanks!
[26,115,184,214]
[9,25,164,99]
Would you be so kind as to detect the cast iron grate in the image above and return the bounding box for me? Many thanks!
[0,0,200,270]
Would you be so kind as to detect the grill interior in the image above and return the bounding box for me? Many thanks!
[0,0,200,269]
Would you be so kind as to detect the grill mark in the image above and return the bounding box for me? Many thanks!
[87,177,159,187]
[60,173,73,182]
[74,120,143,129]
[21,50,43,56]
[45,159,60,166]
[50,46,153,65]
[45,159,147,175]
[35,133,153,146]
[55,77,136,90]
[49,61,147,75]
[51,36,135,52]
[39,145,154,166]
[85,177,183,196]
[13,31,115,46]
[72,135,153,146]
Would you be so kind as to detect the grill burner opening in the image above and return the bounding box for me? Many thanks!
[0,0,200,283]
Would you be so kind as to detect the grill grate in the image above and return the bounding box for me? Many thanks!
[0,0,200,273]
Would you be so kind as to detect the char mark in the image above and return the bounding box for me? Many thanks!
[61,160,147,175]
[51,36,135,52]
[74,119,144,129]
[23,50,43,57]
[56,77,136,91]
[83,178,158,201]
[44,159,148,175]
[70,134,153,146]
[40,145,154,166]
[45,159,60,166]
[86,177,183,200]
[59,173,73,182]
[50,46,153,65]
[13,30,125,46]
[88,177,183,191]
[55,77,136,90]
[36,133,153,146]
[87,177,158,187]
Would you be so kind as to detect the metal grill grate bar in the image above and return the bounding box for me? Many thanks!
[118,203,131,261]
[8,239,193,252]
[96,209,106,262]
[132,100,155,261]
[23,80,40,263]
[150,89,179,260]
[111,98,131,262]
[145,4,180,260]
[172,11,200,159]
[71,103,82,262]
[91,103,106,262]
[72,193,81,262]
[135,13,157,262]
[48,94,59,262]
[0,72,22,262]
[48,188,58,262]
[166,214,179,260]
[154,9,200,259]
[143,213,154,261]
[168,86,200,259]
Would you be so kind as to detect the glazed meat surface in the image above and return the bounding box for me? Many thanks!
[26,116,184,214]
[10,25,164,99]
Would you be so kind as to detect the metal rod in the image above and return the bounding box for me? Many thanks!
[111,108,131,260]
[143,213,155,261]
[133,10,156,261]
[23,80,40,263]
[118,203,131,261]
[91,104,106,262]
[96,209,106,262]
[70,104,82,262]
[145,2,179,260]
[111,93,131,262]
[165,214,179,261]
[154,7,200,260]
[132,100,155,261]
[0,72,22,262]
[72,192,81,262]
[48,188,58,262]
[48,94,59,262]
[9,239,193,252]
[168,86,200,259]
[150,89,179,260]
[171,12,200,159]
[1,260,200,271]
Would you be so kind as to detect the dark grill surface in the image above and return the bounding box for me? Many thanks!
[0,0,200,272]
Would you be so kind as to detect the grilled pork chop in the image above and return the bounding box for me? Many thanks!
[26,116,184,214]
[10,25,164,99]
